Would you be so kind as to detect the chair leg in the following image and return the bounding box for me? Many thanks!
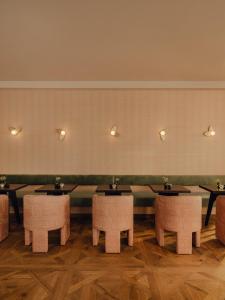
[105,230,120,253]
[128,229,133,246]
[32,230,48,253]
[25,229,32,245]
[156,226,164,247]
[93,228,100,246]
[193,231,200,247]
[61,224,69,245]
[177,231,192,254]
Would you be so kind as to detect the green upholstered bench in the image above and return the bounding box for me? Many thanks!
[3,174,223,214]
[15,184,157,207]
[4,174,225,186]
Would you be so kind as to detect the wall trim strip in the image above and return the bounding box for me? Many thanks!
[1,81,225,89]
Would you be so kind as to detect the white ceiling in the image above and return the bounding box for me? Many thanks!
[1,0,225,81]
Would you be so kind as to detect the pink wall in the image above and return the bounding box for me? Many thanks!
[0,88,224,175]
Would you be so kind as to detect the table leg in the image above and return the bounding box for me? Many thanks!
[9,191,21,224]
[205,193,217,226]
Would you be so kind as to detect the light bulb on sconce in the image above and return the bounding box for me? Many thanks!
[159,129,166,141]
[110,125,118,137]
[9,127,22,136]
[203,126,216,137]
[56,129,66,141]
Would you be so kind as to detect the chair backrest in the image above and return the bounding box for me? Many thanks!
[0,195,8,224]
[155,195,202,232]
[24,195,70,231]
[92,194,133,231]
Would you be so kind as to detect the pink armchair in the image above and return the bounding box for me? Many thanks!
[216,196,225,245]
[155,195,202,254]
[23,195,70,252]
[0,195,9,241]
[92,194,133,253]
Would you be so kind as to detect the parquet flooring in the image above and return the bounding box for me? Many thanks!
[0,215,225,300]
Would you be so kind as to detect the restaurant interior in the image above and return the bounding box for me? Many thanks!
[1,1,225,299]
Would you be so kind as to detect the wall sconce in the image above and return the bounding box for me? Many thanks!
[9,127,22,136]
[159,129,166,141]
[56,129,66,141]
[110,125,118,137]
[203,125,216,137]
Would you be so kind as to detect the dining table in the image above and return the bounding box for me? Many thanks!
[199,185,225,226]
[35,184,78,195]
[149,184,191,196]
[96,184,132,195]
[0,184,27,224]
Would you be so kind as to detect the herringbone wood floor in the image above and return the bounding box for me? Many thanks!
[0,215,224,300]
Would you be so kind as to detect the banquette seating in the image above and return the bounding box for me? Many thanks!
[11,174,218,211]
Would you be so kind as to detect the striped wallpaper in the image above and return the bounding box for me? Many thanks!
[0,88,224,175]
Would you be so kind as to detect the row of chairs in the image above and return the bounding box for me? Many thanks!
[0,194,225,254]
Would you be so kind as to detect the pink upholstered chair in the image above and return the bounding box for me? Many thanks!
[0,195,9,241]
[155,196,202,254]
[23,195,70,252]
[216,196,225,245]
[92,194,133,253]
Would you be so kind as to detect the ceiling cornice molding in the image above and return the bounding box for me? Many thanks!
[1,81,225,89]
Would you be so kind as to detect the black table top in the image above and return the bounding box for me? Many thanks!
[0,184,27,192]
[150,184,191,195]
[35,184,78,193]
[96,184,132,193]
[199,185,225,194]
